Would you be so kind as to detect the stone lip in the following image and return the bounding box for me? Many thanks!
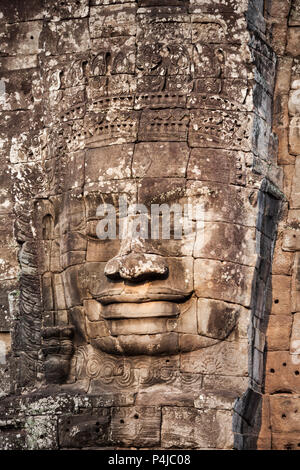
[101,300,180,319]
[97,290,191,305]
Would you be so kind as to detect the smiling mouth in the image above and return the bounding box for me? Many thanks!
[101,300,180,319]
[88,295,193,355]
[96,288,191,306]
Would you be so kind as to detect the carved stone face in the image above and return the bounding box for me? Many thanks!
[36,8,260,364]
[54,141,257,357]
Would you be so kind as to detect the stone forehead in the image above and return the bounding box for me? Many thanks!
[47,139,250,199]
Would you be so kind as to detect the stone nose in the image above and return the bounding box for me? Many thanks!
[104,251,169,282]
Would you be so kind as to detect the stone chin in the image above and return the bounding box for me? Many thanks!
[91,331,227,356]
[92,331,180,356]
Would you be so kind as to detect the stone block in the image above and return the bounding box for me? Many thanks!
[45,0,89,20]
[176,298,198,334]
[86,239,120,263]
[253,82,273,122]
[290,0,300,26]
[271,275,291,314]
[265,351,300,394]
[68,306,86,344]
[266,19,288,56]
[50,240,62,272]
[0,243,18,281]
[85,144,133,183]
[56,310,69,326]
[83,299,103,322]
[265,0,290,18]
[193,43,250,79]
[288,84,300,116]
[139,109,189,142]
[289,117,300,155]
[133,142,189,178]
[269,395,300,433]
[252,113,275,162]
[116,332,179,356]
[38,241,51,274]
[180,340,248,377]
[256,395,271,450]
[202,374,248,396]
[288,209,300,226]
[271,433,300,450]
[53,273,67,311]
[246,0,266,33]
[266,315,292,351]
[291,313,300,354]
[189,109,251,151]
[136,19,191,44]
[86,319,109,338]
[137,6,189,23]
[0,420,25,450]
[61,264,92,308]
[187,148,246,185]
[277,126,295,165]
[42,311,55,328]
[0,166,13,216]
[0,69,38,112]
[137,177,185,205]
[89,4,137,38]
[60,252,86,270]
[272,244,293,276]
[135,384,200,408]
[0,332,11,368]
[25,416,58,450]
[274,93,289,129]
[282,229,300,252]
[161,407,233,449]
[0,0,44,22]
[0,281,18,332]
[60,232,87,254]
[2,21,42,56]
[194,391,236,411]
[84,181,137,218]
[281,165,295,202]
[251,347,264,386]
[58,410,111,448]
[56,19,90,54]
[191,12,247,44]
[287,27,300,56]
[85,111,139,148]
[253,50,276,95]
[90,36,136,75]
[194,221,256,266]
[63,151,85,192]
[107,317,177,336]
[274,56,293,95]
[188,181,258,226]
[290,157,300,209]
[194,259,254,307]
[197,298,243,340]
[292,255,300,313]
[111,406,161,447]
[42,273,54,311]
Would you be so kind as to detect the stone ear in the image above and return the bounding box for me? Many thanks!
[41,326,74,384]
